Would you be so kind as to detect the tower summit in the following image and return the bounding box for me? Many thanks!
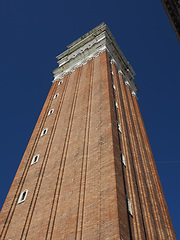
[0,23,176,239]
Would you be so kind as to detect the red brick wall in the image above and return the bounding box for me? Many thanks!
[0,51,176,240]
[110,59,176,239]
[0,52,122,240]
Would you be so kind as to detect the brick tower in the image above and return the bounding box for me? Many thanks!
[0,23,176,239]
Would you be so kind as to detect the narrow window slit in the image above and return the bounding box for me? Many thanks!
[53,93,59,99]
[114,100,118,109]
[121,152,126,166]
[112,83,116,90]
[58,80,63,86]
[31,154,40,165]
[41,128,48,137]
[126,196,133,216]
[48,109,54,116]
[18,190,28,204]
[117,121,122,133]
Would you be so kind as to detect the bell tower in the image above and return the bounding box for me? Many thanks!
[0,23,176,239]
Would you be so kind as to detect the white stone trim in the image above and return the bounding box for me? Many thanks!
[118,75,138,99]
[118,69,124,75]
[125,80,130,87]
[131,91,136,96]
[53,45,106,81]
[131,90,138,99]
[52,23,138,94]
[110,58,117,65]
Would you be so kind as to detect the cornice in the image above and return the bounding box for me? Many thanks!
[52,23,139,93]
[117,69,138,95]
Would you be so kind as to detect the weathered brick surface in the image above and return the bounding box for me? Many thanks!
[0,51,176,240]
[111,63,147,240]
[132,96,176,239]
[0,81,57,239]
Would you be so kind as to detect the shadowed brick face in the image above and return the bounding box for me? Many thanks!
[0,24,176,239]
[161,0,180,43]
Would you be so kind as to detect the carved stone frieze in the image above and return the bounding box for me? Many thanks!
[52,23,139,94]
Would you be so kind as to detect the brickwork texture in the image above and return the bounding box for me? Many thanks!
[0,51,176,240]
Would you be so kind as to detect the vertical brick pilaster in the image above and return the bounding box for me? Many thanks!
[75,61,94,240]
[107,56,131,239]
[117,72,147,240]
[118,72,157,238]
[0,81,58,240]
[124,82,157,238]
[126,86,166,239]
[132,96,176,239]
[110,61,134,239]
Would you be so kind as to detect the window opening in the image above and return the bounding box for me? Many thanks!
[53,93,59,99]
[31,154,39,165]
[112,83,116,90]
[48,109,54,116]
[58,80,63,86]
[117,121,122,133]
[18,190,28,204]
[114,100,118,108]
[126,196,133,216]
[41,128,48,137]
[121,153,126,166]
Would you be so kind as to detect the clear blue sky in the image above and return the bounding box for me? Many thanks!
[0,0,179,237]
